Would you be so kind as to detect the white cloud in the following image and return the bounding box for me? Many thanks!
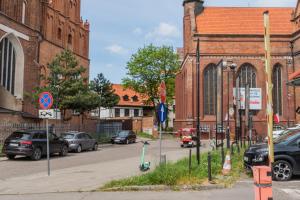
[146,22,180,39]
[105,44,127,55]
[133,27,143,35]
[105,63,113,68]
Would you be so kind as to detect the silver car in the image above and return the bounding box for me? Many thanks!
[61,131,98,153]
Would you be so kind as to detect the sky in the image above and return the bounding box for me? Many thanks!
[81,0,297,84]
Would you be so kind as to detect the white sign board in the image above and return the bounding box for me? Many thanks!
[233,88,262,110]
[39,109,61,119]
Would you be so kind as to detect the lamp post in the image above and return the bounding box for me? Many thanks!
[196,38,201,165]
[227,63,237,148]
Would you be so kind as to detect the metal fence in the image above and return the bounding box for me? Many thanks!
[95,122,122,139]
[0,122,71,145]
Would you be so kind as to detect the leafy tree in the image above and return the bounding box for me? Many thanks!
[31,50,99,120]
[122,45,180,123]
[90,73,119,118]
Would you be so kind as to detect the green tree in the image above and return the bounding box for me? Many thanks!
[90,73,119,118]
[32,50,99,121]
[122,45,180,124]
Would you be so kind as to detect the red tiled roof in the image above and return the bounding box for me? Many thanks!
[196,7,294,35]
[112,84,150,107]
[289,70,300,80]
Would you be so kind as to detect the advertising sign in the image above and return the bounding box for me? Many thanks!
[233,88,262,110]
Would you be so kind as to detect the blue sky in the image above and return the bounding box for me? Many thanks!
[81,0,297,83]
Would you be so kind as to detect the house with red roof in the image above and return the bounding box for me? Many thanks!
[91,84,154,119]
[175,0,300,137]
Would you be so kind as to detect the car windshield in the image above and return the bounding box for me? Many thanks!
[61,133,75,139]
[274,130,300,144]
[9,132,31,140]
[118,131,129,137]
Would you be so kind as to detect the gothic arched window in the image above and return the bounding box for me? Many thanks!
[272,64,282,115]
[237,63,257,88]
[0,38,16,95]
[203,64,217,115]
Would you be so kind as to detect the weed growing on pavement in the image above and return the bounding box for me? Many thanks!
[101,148,246,189]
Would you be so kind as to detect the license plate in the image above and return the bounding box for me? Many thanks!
[115,140,120,142]
[244,156,249,162]
[10,143,19,147]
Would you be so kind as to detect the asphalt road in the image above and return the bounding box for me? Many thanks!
[0,138,185,180]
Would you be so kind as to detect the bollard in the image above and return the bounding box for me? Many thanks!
[221,145,225,166]
[189,149,192,175]
[208,152,212,181]
[253,166,273,200]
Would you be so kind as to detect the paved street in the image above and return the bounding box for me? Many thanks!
[0,138,205,194]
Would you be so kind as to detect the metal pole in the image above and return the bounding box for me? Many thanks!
[46,118,50,176]
[286,59,291,127]
[159,122,162,164]
[189,149,192,175]
[227,70,230,149]
[221,62,225,164]
[208,152,212,181]
[196,38,201,165]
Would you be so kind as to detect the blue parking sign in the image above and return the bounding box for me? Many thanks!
[158,103,167,123]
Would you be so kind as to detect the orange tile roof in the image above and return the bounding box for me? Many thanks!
[196,7,294,35]
[112,84,150,107]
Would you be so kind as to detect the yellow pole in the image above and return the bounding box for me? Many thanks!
[263,11,274,165]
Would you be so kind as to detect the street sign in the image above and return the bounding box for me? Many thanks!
[39,92,54,110]
[158,103,167,123]
[39,109,61,119]
[160,81,166,103]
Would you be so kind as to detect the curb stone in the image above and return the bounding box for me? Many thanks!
[101,184,225,192]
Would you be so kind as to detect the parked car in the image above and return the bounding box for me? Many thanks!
[2,130,69,161]
[111,130,136,144]
[244,129,300,181]
[61,131,98,153]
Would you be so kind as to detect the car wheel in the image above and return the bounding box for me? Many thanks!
[93,143,98,151]
[273,160,293,181]
[31,148,42,161]
[59,145,68,157]
[76,145,82,153]
[6,155,16,160]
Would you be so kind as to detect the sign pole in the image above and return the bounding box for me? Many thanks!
[159,121,162,164]
[46,118,50,176]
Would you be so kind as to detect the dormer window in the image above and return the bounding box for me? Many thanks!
[123,95,129,101]
[132,95,138,102]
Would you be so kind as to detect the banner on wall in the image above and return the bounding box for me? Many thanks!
[233,88,262,110]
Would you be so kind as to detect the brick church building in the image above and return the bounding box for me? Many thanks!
[175,0,300,137]
[0,0,89,122]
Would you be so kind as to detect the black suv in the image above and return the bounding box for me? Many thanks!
[2,130,69,161]
[244,129,300,181]
[111,130,137,144]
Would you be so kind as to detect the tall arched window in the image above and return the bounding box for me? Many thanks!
[272,64,282,115]
[0,38,16,95]
[237,63,257,88]
[203,64,217,115]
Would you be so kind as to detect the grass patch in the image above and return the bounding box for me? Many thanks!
[137,132,155,140]
[0,144,4,157]
[102,148,246,189]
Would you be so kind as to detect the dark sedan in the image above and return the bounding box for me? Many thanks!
[2,130,69,161]
[111,130,136,144]
[244,129,300,181]
[61,132,98,153]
